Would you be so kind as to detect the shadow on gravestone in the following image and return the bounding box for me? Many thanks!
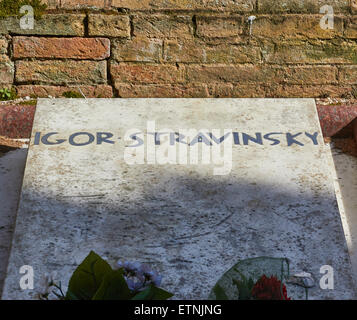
[3,171,355,300]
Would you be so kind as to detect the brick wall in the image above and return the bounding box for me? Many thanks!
[1,0,357,98]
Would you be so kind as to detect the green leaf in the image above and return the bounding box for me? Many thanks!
[65,251,113,300]
[131,285,173,300]
[247,278,255,290]
[65,289,81,300]
[92,270,132,300]
[132,285,173,300]
[232,278,253,300]
[131,286,155,300]
[149,286,173,300]
[212,284,229,300]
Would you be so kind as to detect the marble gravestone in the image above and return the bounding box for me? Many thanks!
[2,98,356,299]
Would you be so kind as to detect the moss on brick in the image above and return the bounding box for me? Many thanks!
[0,0,47,19]
[306,43,357,64]
[62,91,84,99]
[19,99,37,105]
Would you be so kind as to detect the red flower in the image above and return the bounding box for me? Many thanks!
[251,275,291,300]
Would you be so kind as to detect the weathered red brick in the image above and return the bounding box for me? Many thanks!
[15,60,107,85]
[0,62,14,84]
[345,17,357,39]
[258,0,350,13]
[110,64,184,84]
[112,0,255,11]
[0,37,8,63]
[207,83,268,97]
[253,15,343,39]
[42,0,110,9]
[207,83,234,97]
[264,41,357,64]
[187,65,337,85]
[270,84,353,98]
[112,38,163,62]
[58,0,110,8]
[133,15,193,39]
[164,39,261,63]
[196,16,243,38]
[279,65,338,84]
[43,0,255,10]
[339,66,357,84]
[13,37,110,60]
[88,14,130,38]
[186,65,279,83]
[16,85,113,98]
[0,14,85,36]
[115,83,209,98]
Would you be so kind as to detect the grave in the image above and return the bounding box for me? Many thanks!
[2,98,356,299]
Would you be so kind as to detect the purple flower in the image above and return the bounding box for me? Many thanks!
[132,262,142,271]
[141,264,152,275]
[116,260,163,291]
[123,261,135,271]
[126,278,143,292]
